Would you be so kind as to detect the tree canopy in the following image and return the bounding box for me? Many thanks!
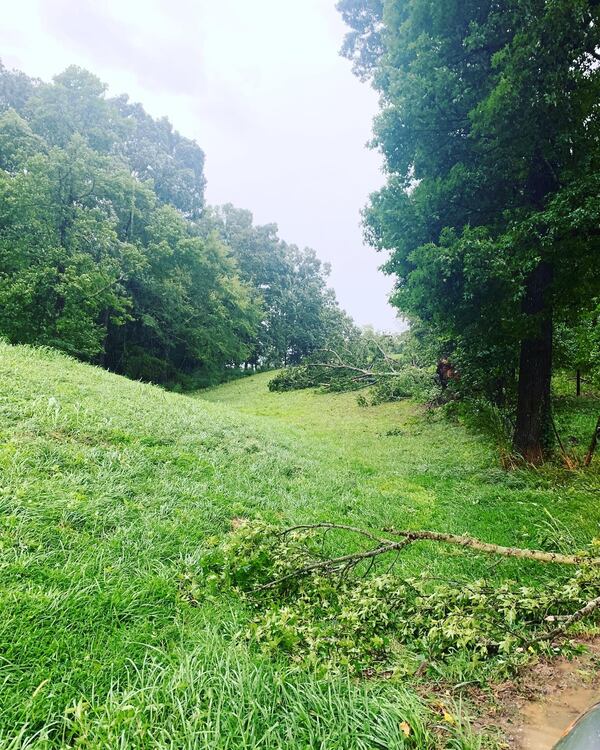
[0,62,347,387]
[338,0,600,461]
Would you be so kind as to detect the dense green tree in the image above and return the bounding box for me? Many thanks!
[0,62,257,385]
[1,64,206,216]
[0,61,346,387]
[0,138,139,358]
[110,94,206,218]
[108,205,260,386]
[0,109,46,171]
[24,67,121,153]
[0,60,37,113]
[339,0,600,461]
[201,204,289,365]
[279,246,337,365]
[0,136,259,384]
[202,204,347,368]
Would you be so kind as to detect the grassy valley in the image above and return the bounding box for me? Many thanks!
[1,342,599,748]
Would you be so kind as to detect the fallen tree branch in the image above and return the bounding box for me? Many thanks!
[306,362,401,378]
[532,594,600,644]
[282,523,600,567]
[306,347,403,380]
[247,523,600,650]
[383,528,600,566]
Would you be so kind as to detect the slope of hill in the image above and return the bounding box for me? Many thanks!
[199,371,600,550]
[1,342,598,748]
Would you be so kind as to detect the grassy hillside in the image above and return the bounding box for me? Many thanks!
[200,371,600,554]
[1,343,598,748]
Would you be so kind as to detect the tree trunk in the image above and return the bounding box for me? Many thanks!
[576,369,581,397]
[584,415,600,467]
[513,261,553,463]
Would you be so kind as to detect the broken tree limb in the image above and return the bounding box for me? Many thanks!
[306,362,401,378]
[254,523,600,646]
[282,523,600,567]
[306,346,403,380]
[383,528,600,566]
[532,594,600,644]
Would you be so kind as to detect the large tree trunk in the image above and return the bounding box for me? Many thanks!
[513,261,553,463]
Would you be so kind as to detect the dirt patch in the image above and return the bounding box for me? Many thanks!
[515,666,598,748]
[477,639,600,748]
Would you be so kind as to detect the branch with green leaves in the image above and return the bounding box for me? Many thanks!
[257,522,600,644]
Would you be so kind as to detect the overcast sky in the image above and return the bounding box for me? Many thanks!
[1,0,402,330]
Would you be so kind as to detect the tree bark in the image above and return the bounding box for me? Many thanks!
[584,415,600,467]
[513,261,554,463]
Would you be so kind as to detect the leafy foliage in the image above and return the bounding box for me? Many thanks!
[366,366,438,405]
[0,62,347,386]
[268,365,322,392]
[197,520,600,679]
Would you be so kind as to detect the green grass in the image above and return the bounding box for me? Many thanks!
[0,342,598,748]
[199,372,600,561]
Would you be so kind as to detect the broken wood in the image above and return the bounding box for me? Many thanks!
[533,594,600,644]
[281,523,600,567]
[263,523,600,644]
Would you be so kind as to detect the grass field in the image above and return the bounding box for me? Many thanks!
[1,342,599,748]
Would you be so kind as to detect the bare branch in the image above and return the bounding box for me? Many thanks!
[384,527,600,566]
[307,346,404,380]
[254,539,412,590]
[532,594,600,644]
[306,362,402,378]
[365,337,401,372]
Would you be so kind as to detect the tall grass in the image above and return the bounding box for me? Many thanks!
[1,342,598,747]
[3,635,434,749]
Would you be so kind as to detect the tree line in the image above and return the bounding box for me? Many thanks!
[337,0,600,462]
[0,62,349,388]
